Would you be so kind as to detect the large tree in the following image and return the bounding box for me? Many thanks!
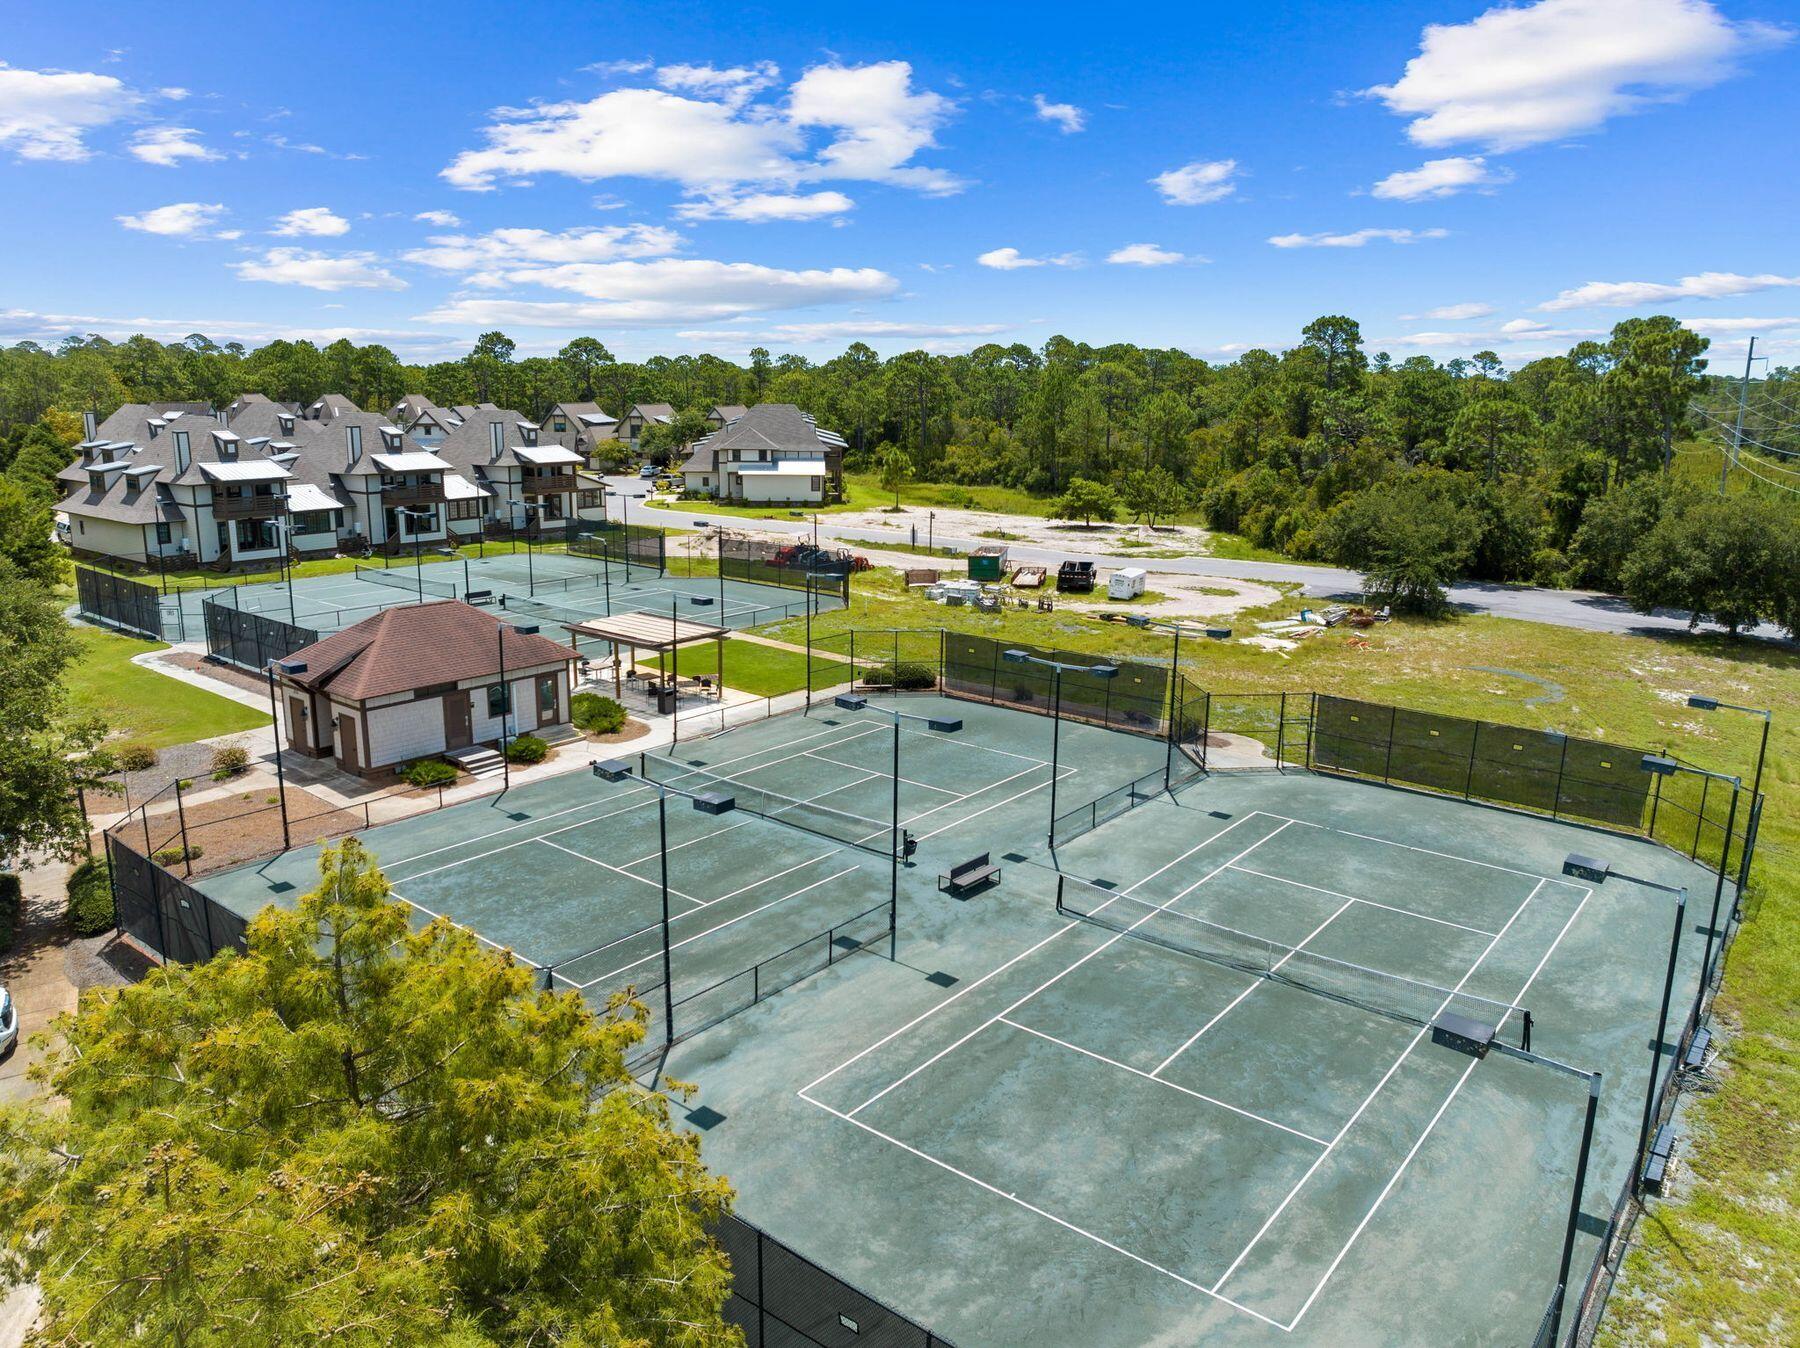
[1319,471,1479,614]
[0,837,739,1346]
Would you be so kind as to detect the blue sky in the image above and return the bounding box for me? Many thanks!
[3,0,1797,369]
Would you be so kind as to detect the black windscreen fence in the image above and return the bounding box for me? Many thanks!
[76,565,163,638]
[202,598,318,672]
[106,831,250,965]
[719,535,852,604]
[567,519,666,579]
[717,1212,957,1348]
[1310,695,1652,830]
[941,633,1172,739]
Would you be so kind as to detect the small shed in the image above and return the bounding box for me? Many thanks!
[1108,567,1148,600]
[968,544,1009,581]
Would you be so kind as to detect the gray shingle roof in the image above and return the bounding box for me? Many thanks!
[681,403,840,474]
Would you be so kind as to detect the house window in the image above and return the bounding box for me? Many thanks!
[553,417,567,432]
[577,489,600,508]
[811,477,822,493]
[486,682,510,718]
[155,522,172,544]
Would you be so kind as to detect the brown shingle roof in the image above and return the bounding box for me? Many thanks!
[284,599,577,701]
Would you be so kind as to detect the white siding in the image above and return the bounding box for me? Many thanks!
[364,695,449,768]
[67,516,152,562]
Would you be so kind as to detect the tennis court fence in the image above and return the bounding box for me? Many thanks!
[202,597,318,671]
[715,1210,957,1348]
[75,564,164,639]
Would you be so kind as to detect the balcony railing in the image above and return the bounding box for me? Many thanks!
[381,481,445,506]
[212,492,288,520]
[522,473,579,496]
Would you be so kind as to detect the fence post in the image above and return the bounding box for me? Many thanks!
[1464,720,1482,801]
[1647,770,1663,840]
[1551,731,1571,820]
[173,776,192,876]
[1306,691,1318,769]
[1691,775,1709,861]
[1276,692,1287,770]
[1380,703,1398,784]
[1200,692,1211,770]
[104,833,122,936]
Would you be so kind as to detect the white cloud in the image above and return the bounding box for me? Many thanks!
[401,224,681,271]
[0,307,462,356]
[1398,302,1497,321]
[977,246,1080,270]
[1032,94,1086,134]
[1385,319,1604,346]
[1371,155,1512,201]
[443,60,961,205]
[1106,242,1185,266]
[1540,271,1800,310]
[678,320,1010,343]
[674,190,855,222]
[0,60,141,161]
[1151,159,1239,205]
[234,247,406,291]
[1679,315,1800,334]
[271,206,351,237]
[1269,227,1448,248]
[158,86,189,100]
[414,209,462,226]
[417,258,897,326]
[116,201,229,236]
[1365,0,1791,152]
[128,125,221,166]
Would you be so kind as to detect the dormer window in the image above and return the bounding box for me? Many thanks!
[382,430,402,451]
[489,422,503,460]
[88,471,105,492]
[346,424,363,461]
[278,414,295,435]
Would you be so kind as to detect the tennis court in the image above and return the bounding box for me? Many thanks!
[656,762,1721,1347]
[195,696,1169,1048]
[169,545,842,638]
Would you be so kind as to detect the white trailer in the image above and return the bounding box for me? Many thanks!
[1107,567,1148,600]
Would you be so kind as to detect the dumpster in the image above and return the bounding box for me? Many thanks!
[969,544,1009,581]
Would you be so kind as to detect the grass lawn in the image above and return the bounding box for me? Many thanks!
[64,624,269,749]
[758,565,1800,1346]
[642,637,852,698]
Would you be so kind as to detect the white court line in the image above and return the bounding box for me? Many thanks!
[803,1095,1293,1332]
[804,751,965,796]
[388,886,550,969]
[552,847,847,969]
[1283,882,1593,1332]
[842,820,1293,1120]
[536,837,707,907]
[1273,815,1589,890]
[908,762,1079,843]
[1208,878,1549,1297]
[997,1016,1330,1146]
[581,864,863,989]
[797,811,1278,1102]
[382,720,889,875]
[1226,864,1501,937]
[1150,894,1359,1079]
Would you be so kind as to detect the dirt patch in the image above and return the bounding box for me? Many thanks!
[128,783,375,878]
[584,718,651,746]
[161,650,267,698]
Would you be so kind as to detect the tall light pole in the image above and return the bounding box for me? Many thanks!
[504,497,537,592]
[264,658,307,851]
[1001,649,1118,847]
[1685,695,1771,874]
[834,693,961,945]
[1640,754,1741,990]
[1563,854,1687,1194]
[400,506,433,602]
[497,621,539,791]
[800,569,839,708]
[593,758,740,1047]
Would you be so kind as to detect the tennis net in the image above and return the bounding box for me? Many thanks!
[1055,874,1532,1046]
[354,563,457,600]
[640,751,906,858]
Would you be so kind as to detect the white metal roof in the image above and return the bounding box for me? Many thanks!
[370,451,452,472]
[443,472,490,501]
[731,458,828,476]
[512,445,583,466]
[198,460,291,482]
[287,482,341,513]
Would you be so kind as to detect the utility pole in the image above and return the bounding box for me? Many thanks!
[1726,336,1756,494]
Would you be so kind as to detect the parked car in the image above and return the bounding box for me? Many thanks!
[0,985,16,1057]
[637,463,660,479]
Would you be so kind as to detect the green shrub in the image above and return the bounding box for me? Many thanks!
[571,692,627,735]
[0,874,21,954]
[66,858,114,937]
[151,844,203,867]
[210,744,250,780]
[399,758,459,788]
[861,661,937,690]
[505,734,548,764]
[117,742,157,773]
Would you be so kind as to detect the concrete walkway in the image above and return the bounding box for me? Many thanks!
[0,857,78,1108]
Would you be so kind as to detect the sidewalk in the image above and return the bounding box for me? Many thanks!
[0,858,78,1107]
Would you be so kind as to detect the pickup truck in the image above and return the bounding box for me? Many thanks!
[1056,560,1097,593]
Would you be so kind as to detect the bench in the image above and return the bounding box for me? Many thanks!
[1641,1124,1677,1191]
[939,852,1001,897]
[465,588,496,606]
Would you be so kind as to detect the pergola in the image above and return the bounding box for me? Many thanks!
[562,608,728,702]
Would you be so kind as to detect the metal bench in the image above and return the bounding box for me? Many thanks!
[939,852,1000,897]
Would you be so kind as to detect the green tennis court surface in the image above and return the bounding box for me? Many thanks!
[193,698,1723,1346]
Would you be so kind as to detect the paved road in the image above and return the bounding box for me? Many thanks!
[602,481,1789,643]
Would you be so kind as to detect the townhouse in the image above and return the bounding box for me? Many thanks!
[678,403,847,505]
[430,406,601,535]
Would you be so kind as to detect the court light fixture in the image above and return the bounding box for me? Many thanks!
[1640,754,1679,776]
[1562,854,1611,883]
[835,693,868,712]
[1002,648,1028,664]
[592,759,632,782]
[1686,695,1720,711]
[692,790,736,816]
[926,715,963,733]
